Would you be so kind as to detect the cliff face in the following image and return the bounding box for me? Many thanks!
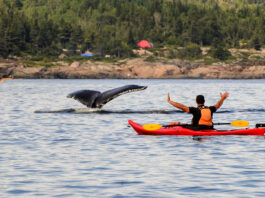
[1,58,265,79]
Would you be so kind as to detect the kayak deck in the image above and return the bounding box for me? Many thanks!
[128,120,265,136]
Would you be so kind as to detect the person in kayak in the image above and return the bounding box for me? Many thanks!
[167,92,229,130]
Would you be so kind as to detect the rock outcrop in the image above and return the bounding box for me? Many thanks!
[1,58,265,79]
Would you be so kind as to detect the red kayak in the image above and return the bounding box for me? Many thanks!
[128,120,265,136]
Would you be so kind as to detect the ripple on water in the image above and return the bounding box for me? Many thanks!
[1,79,265,197]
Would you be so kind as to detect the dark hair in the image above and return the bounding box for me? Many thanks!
[196,95,205,104]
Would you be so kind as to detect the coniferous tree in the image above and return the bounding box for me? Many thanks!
[0,0,264,58]
[252,35,262,51]
[12,0,23,9]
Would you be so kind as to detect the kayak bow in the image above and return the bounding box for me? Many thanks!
[128,120,265,136]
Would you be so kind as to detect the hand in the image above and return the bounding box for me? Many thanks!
[220,91,229,100]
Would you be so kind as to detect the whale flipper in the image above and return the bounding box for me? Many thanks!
[67,85,147,108]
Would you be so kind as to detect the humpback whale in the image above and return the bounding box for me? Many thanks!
[67,85,147,108]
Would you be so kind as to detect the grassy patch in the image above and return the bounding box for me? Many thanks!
[23,60,45,67]
[144,55,157,62]
[240,52,251,59]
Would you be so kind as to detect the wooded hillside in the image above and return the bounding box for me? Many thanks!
[0,0,264,60]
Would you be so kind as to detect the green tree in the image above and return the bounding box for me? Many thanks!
[251,35,262,50]
[0,0,264,59]
[68,25,83,52]
[210,39,231,61]
[57,19,72,49]
[12,0,23,9]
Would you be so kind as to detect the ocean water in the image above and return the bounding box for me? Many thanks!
[1,79,265,198]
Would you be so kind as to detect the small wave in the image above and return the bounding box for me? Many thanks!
[7,189,32,195]
[212,109,265,113]
[34,108,101,113]
[98,109,181,114]
[34,108,265,114]
[239,109,265,113]
[34,108,75,113]
[216,110,233,113]
[35,108,182,114]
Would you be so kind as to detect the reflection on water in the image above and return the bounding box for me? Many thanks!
[1,79,265,197]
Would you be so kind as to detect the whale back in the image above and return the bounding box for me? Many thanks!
[67,90,101,108]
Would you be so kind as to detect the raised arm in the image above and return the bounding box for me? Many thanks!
[214,92,229,110]
[167,93,189,113]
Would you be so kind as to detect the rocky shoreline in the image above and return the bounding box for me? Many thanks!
[1,58,265,79]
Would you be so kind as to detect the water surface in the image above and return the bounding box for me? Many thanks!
[1,79,265,197]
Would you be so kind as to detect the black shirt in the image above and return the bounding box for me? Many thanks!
[189,106,216,126]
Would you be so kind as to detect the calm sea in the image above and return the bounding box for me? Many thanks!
[1,79,265,198]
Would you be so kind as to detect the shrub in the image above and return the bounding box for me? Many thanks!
[177,43,202,60]
[144,55,156,62]
[210,47,231,61]
[251,36,262,51]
